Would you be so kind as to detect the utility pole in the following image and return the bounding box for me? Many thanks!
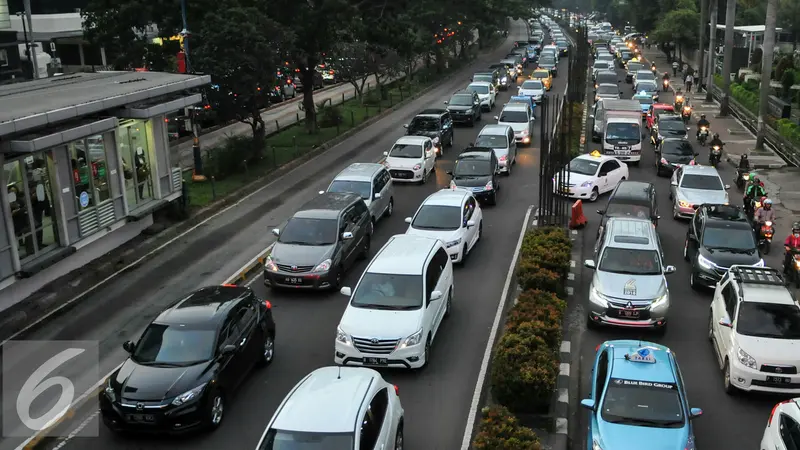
[22,0,39,79]
[755,0,778,150]
[705,0,718,102]
[180,0,205,181]
[719,0,737,116]
[697,0,708,93]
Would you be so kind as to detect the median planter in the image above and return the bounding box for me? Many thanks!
[491,331,559,415]
[472,405,542,450]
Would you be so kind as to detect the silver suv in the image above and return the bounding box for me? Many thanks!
[584,217,676,333]
[322,163,394,225]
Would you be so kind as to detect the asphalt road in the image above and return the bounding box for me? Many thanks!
[23,21,572,450]
[573,58,784,449]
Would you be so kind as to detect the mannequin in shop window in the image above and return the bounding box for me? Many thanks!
[8,185,32,255]
[134,147,150,199]
[28,159,52,248]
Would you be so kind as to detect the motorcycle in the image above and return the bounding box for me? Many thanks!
[745,195,767,221]
[662,79,670,92]
[682,105,692,123]
[709,144,722,167]
[758,221,775,255]
[697,126,709,146]
[735,169,750,189]
[786,249,800,289]
[674,94,685,111]
[651,64,657,74]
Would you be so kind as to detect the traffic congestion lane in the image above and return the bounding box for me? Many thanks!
[576,59,782,450]
[46,23,568,450]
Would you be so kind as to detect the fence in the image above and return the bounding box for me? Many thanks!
[536,93,574,228]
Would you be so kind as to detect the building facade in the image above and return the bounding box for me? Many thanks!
[0,70,209,309]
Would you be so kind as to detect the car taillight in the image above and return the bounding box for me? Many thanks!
[768,400,792,426]
[660,158,667,164]
[394,385,399,396]
[595,344,601,352]
[265,300,272,309]
[222,284,237,287]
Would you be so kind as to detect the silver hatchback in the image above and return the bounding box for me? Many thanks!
[322,163,394,224]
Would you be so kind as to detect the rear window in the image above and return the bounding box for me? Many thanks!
[596,74,617,84]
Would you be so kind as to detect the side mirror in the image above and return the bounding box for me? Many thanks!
[340,286,352,296]
[493,116,500,120]
[718,317,732,328]
[430,290,443,301]
[467,219,476,227]
[383,151,389,156]
[122,341,136,353]
[318,190,325,194]
[272,228,280,237]
[403,124,409,128]
[584,259,597,269]
[443,101,449,105]
[373,192,382,199]
[446,170,453,176]
[404,217,412,224]
[694,153,700,157]
[342,231,354,240]
[580,399,596,410]
[221,344,237,355]
[589,114,595,119]
[690,408,703,419]
[670,180,678,186]
[596,209,605,215]
[724,184,731,190]
[664,265,676,274]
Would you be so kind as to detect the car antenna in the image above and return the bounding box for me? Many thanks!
[337,365,341,379]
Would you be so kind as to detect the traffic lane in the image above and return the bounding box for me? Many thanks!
[49,21,555,450]
[577,76,781,450]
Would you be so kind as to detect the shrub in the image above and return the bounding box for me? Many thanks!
[203,135,252,179]
[517,228,572,291]
[318,103,344,128]
[491,331,559,414]
[776,119,800,148]
[472,405,542,450]
[506,290,566,349]
[517,260,563,294]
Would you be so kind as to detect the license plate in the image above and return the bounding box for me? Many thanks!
[767,375,790,384]
[616,151,631,156]
[561,188,571,194]
[615,145,630,150]
[127,414,155,423]
[619,310,640,318]
[364,357,388,366]
[284,277,304,285]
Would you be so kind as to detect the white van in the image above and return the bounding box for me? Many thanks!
[603,111,643,164]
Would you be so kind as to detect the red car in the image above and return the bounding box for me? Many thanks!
[646,103,675,130]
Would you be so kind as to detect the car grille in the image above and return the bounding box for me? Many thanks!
[276,264,314,273]
[390,170,413,179]
[352,337,400,354]
[760,365,798,375]
[606,299,652,320]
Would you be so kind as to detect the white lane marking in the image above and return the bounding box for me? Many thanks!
[556,417,568,434]
[567,272,575,281]
[558,388,569,403]
[560,363,570,377]
[459,205,534,450]
[566,286,574,296]
[560,340,571,354]
[570,260,576,268]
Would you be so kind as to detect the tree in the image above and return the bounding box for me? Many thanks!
[329,41,397,102]
[755,0,778,150]
[719,0,737,115]
[653,9,700,61]
[778,0,800,50]
[191,6,293,159]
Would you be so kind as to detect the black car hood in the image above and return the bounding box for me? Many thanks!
[113,358,213,402]
[448,106,473,112]
[663,153,694,165]
[408,130,441,139]
[662,129,687,137]
[453,175,491,187]
[699,246,761,268]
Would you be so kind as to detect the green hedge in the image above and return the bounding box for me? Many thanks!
[472,406,542,450]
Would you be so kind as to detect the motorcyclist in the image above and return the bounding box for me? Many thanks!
[650,62,657,72]
[696,114,710,137]
[784,222,800,275]
[744,175,766,210]
[754,198,776,229]
[708,133,723,149]
[662,72,670,82]
[672,61,679,76]
[738,154,750,171]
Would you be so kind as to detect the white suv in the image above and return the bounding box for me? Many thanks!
[255,366,404,450]
[708,266,800,395]
[405,187,483,264]
[335,234,454,370]
[760,398,800,449]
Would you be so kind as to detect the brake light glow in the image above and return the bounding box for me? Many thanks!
[595,344,601,352]
[265,300,272,309]
[660,158,667,164]
[394,385,399,396]
[222,284,237,287]
[768,400,792,426]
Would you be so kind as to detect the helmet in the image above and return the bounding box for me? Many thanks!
[700,114,706,120]
[793,222,800,233]
[764,198,773,207]
[742,154,748,160]
[714,133,720,139]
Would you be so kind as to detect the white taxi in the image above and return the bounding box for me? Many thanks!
[405,187,483,263]
[761,398,800,449]
[554,150,629,202]
[383,136,436,184]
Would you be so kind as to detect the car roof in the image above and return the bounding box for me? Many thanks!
[500,58,516,64]
[424,188,470,207]
[417,108,447,116]
[605,218,657,249]
[604,340,677,384]
[479,124,513,135]
[451,90,474,97]
[501,103,529,112]
[596,70,617,76]
[335,163,384,182]
[740,284,797,305]
[681,164,721,176]
[469,81,492,87]
[576,152,615,163]
[295,192,360,220]
[368,234,438,275]
[598,83,618,88]
[458,147,494,159]
[273,366,377,433]
[155,286,247,328]
[394,135,430,145]
[533,68,550,73]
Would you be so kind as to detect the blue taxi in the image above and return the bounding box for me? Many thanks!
[507,96,536,116]
[581,340,702,450]
[632,90,654,117]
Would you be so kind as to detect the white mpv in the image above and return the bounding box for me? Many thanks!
[383,136,436,184]
[335,234,454,370]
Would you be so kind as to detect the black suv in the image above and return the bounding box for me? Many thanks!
[444,90,482,127]
[650,114,687,146]
[265,192,372,290]
[472,70,500,89]
[596,180,660,238]
[404,109,454,152]
[655,138,698,176]
[448,147,500,205]
[684,204,762,290]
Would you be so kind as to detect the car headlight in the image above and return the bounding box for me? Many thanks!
[485,180,493,190]
[449,180,457,188]
[678,199,692,208]
[171,383,207,406]
[753,259,765,267]
[312,259,331,273]
[651,292,669,308]
[413,163,422,171]
[265,256,278,272]
[520,129,529,136]
[104,379,116,402]
[737,347,757,369]
[445,238,462,248]
[336,326,352,345]
[697,254,716,270]
[589,286,609,307]
[400,329,423,348]
[580,180,593,188]
[501,76,508,83]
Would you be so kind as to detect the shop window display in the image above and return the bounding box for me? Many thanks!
[68,134,111,211]
[118,121,153,208]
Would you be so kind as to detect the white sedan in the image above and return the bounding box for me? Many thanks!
[405,187,482,263]
[554,150,629,202]
[383,136,436,184]
[517,80,545,103]
[467,81,496,111]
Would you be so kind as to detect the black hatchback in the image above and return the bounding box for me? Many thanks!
[404,109,454,150]
[101,286,276,434]
[684,204,763,290]
[655,138,698,176]
[596,180,660,238]
[449,147,501,205]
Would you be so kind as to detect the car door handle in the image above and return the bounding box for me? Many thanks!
[239,338,246,347]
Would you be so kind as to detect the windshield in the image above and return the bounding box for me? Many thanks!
[468,84,490,94]
[737,302,800,339]
[522,80,544,89]
[597,86,618,95]
[532,72,549,80]
[499,111,529,123]
[599,247,661,275]
[409,117,439,132]
[637,97,653,106]
[540,58,556,66]
[627,63,644,72]
[259,429,354,450]
[351,273,423,310]
[594,62,610,70]
[475,135,508,148]
[659,120,685,132]
[568,158,600,176]
[661,141,694,156]
[389,143,423,158]
[474,75,493,84]
[411,205,462,230]
[327,180,371,199]
[606,123,640,140]
[680,174,723,190]
[702,226,756,250]
[279,218,338,245]
[132,325,215,366]
[601,378,684,427]
[450,94,474,106]
[454,158,491,176]
[597,75,617,84]
[637,82,657,92]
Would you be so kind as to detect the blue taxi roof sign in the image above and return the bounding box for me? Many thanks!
[625,347,657,363]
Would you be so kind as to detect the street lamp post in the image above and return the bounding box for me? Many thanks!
[15,12,33,78]
[179,0,206,181]
[21,0,39,78]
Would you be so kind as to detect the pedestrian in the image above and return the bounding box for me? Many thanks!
[685,72,694,92]
[682,63,688,74]
[672,60,678,76]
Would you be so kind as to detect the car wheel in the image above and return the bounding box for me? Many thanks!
[469,119,475,128]
[672,203,679,219]
[723,359,737,395]
[461,244,469,265]
[478,222,483,241]
[488,191,497,205]
[359,235,371,260]
[708,315,714,341]
[506,163,512,176]
[395,425,404,450]
[291,89,296,99]
[690,271,700,290]
[445,288,452,318]
[653,322,667,336]
[206,391,224,429]
[683,240,690,261]
[419,336,432,369]
[258,334,275,367]
[586,315,599,329]
[385,198,393,217]
[447,135,454,147]
[332,267,344,290]
[589,188,599,202]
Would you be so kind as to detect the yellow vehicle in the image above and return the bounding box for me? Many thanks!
[530,69,552,90]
